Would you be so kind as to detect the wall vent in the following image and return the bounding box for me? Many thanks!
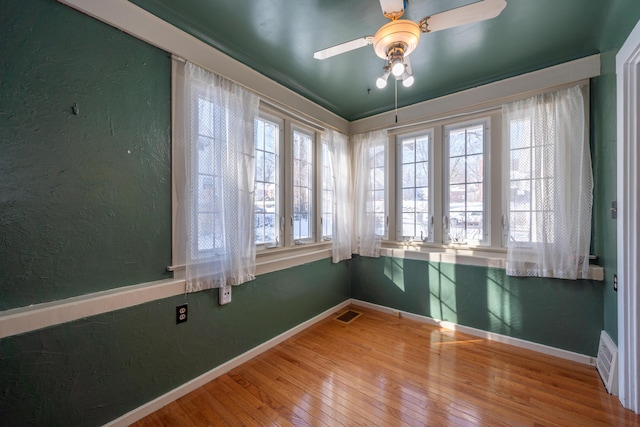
[596,330,618,395]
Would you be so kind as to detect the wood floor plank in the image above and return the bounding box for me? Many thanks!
[132,305,640,427]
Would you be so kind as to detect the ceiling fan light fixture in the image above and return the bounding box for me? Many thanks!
[376,67,391,89]
[373,19,421,59]
[386,44,406,77]
[391,59,405,77]
[402,74,414,87]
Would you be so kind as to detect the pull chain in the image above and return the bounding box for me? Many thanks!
[395,78,398,123]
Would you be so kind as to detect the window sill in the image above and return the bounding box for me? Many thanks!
[256,242,332,275]
[380,242,604,281]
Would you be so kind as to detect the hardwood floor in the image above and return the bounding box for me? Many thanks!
[132,306,640,426]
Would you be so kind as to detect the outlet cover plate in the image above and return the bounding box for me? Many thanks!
[219,285,232,305]
[176,303,188,324]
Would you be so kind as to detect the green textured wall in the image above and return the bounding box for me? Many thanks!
[0,0,172,310]
[351,256,603,356]
[0,258,351,426]
[590,0,640,345]
[591,51,619,344]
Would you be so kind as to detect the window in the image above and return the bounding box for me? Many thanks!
[391,114,496,247]
[353,130,387,257]
[506,117,549,244]
[292,128,315,243]
[321,141,334,241]
[254,116,281,247]
[445,121,487,245]
[174,61,259,291]
[194,97,225,255]
[503,85,592,279]
[369,143,387,238]
[397,131,432,242]
[251,106,330,251]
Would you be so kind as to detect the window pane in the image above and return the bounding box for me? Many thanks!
[402,163,415,187]
[416,137,429,162]
[446,122,485,244]
[416,162,428,187]
[255,117,280,245]
[255,149,265,182]
[264,122,276,152]
[321,142,334,240]
[292,129,314,241]
[449,130,466,156]
[449,157,466,184]
[507,116,555,245]
[198,99,214,137]
[197,212,223,251]
[402,140,415,163]
[255,119,264,150]
[398,133,431,241]
[403,188,416,212]
[466,125,484,155]
[402,213,415,238]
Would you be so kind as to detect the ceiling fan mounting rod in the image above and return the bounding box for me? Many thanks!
[386,43,406,60]
[383,9,405,21]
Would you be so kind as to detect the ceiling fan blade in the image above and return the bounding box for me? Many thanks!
[379,0,405,19]
[422,0,506,33]
[313,36,374,60]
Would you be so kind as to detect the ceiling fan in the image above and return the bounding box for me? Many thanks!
[313,0,507,88]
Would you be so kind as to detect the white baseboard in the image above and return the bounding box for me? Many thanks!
[104,299,351,427]
[351,299,596,366]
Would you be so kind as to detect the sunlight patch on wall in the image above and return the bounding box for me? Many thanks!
[428,262,458,323]
[384,257,406,291]
[486,270,522,335]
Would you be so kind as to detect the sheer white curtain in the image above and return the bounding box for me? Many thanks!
[177,61,260,292]
[503,84,592,279]
[352,130,388,258]
[323,129,352,263]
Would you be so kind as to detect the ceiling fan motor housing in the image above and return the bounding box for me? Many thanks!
[373,19,421,59]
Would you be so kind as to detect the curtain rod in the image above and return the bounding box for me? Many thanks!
[172,54,336,135]
[383,105,501,134]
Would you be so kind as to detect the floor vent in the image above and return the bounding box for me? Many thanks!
[335,310,362,324]
[596,330,618,395]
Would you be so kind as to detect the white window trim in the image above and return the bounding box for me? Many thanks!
[289,124,317,245]
[395,128,435,244]
[443,117,491,246]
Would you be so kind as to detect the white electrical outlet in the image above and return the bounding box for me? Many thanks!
[219,285,232,305]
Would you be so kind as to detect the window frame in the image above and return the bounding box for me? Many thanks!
[254,111,284,249]
[189,88,228,261]
[252,104,328,255]
[370,138,390,240]
[390,111,501,249]
[395,128,435,243]
[289,124,317,245]
[320,138,335,242]
[443,117,491,246]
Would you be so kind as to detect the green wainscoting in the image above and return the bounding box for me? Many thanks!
[351,256,603,356]
[0,258,351,426]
